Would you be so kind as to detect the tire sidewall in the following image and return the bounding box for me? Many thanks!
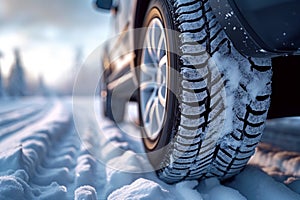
[137,0,180,167]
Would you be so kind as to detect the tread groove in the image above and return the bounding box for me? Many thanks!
[154,0,271,183]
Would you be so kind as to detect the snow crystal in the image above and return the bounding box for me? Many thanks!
[176,181,203,200]
[206,184,246,200]
[211,53,241,91]
[0,176,25,199]
[174,0,197,7]
[181,54,210,66]
[180,115,205,127]
[197,178,246,200]
[75,154,99,188]
[175,2,201,15]
[108,178,172,200]
[181,102,206,116]
[74,185,97,200]
[38,182,68,199]
[180,30,206,44]
[181,90,208,103]
[177,10,203,23]
[180,44,206,54]
[0,145,24,172]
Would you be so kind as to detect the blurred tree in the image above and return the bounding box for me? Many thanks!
[74,47,83,72]
[58,47,83,96]
[7,49,27,97]
[0,51,4,97]
[38,75,51,96]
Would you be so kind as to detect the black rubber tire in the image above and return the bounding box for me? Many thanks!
[138,0,272,184]
[101,63,126,123]
[102,87,126,123]
[137,0,180,165]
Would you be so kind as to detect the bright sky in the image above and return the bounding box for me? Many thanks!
[0,0,111,86]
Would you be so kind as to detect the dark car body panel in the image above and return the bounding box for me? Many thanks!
[269,55,300,118]
[210,0,300,56]
[233,0,300,52]
[97,0,300,57]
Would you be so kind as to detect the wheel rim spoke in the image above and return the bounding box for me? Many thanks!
[141,63,157,81]
[149,99,159,133]
[155,98,164,124]
[158,85,166,107]
[146,27,156,62]
[140,18,168,140]
[158,55,167,69]
[157,32,166,59]
[141,83,157,123]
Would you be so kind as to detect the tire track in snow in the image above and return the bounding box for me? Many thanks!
[0,103,45,125]
[31,117,105,199]
[0,100,51,141]
[0,98,299,199]
[0,99,108,199]
[0,98,108,199]
[0,100,73,199]
[0,98,46,114]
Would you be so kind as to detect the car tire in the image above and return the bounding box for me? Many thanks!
[137,0,272,183]
[101,58,126,123]
[102,86,127,123]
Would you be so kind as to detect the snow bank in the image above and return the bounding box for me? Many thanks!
[0,170,68,200]
[197,178,246,200]
[107,173,247,200]
[0,101,71,199]
[0,98,300,199]
[176,181,204,200]
[288,179,300,194]
[108,178,172,200]
[74,185,97,200]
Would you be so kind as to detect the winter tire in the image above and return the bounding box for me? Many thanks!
[138,0,272,183]
[102,87,126,123]
[101,61,126,123]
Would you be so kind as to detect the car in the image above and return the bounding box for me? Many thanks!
[95,0,300,183]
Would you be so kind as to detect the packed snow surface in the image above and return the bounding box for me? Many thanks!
[0,98,299,199]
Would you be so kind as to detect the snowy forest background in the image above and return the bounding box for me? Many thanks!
[0,48,90,98]
[0,0,110,99]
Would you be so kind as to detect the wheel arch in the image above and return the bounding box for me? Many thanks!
[133,0,151,66]
[134,0,151,31]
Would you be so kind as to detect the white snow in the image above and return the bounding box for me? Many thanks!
[288,179,300,194]
[108,178,172,200]
[226,166,300,200]
[74,186,97,200]
[0,98,299,199]
[197,178,246,200]
[176,181,204,200]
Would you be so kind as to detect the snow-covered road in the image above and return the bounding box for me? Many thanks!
[0,98,299,200]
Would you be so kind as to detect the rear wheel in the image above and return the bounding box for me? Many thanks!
[102,86,126,123]
[138,0,272,184]
[101,57,126,123]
